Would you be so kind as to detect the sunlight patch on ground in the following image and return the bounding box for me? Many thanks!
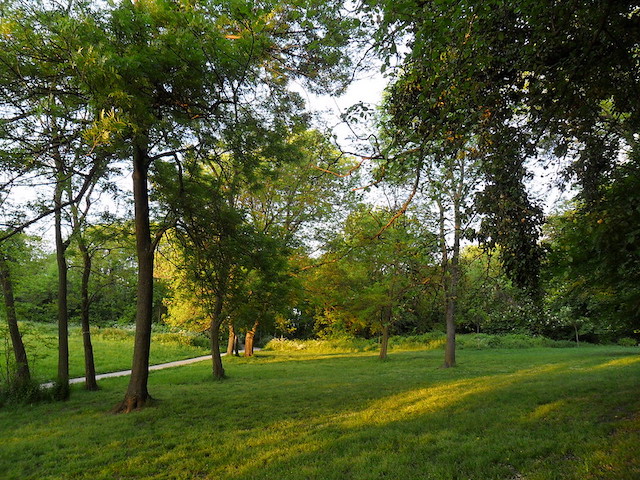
[219,364,569,478]
[526,400,566,421]
[590,355,640,370]
[340,364,563,429]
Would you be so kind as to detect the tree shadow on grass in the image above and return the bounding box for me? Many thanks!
[207,356,639,480]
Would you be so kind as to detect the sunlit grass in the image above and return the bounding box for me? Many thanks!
[0,346,638,479]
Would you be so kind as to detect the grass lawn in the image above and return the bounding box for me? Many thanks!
[0,323,209,383]
[0,346,638,479]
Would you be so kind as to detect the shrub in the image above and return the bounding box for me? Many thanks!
[264,332,583,354]
[457,334,502,350]
[617,337,638,347]
[0,375,47,407]
[500,334,543,349]
[95,327,135,341]
[151,331,210,349]
[388,332,446,350]
[542,338,577,348]
[264,338,309,351]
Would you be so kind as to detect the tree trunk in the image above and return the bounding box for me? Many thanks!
[0,255,30,382]
[54,154,70,399]
[439,194,461,369]
[69,193,98,392]
[244,320,259,357]
[116,137,154,413]
[379,307,391,361]
[210,294,225,379]
[79,243,98,391]
[443,282,457,368]
[226,322,236,356]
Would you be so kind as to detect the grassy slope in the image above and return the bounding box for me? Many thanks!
[0,346,639,480]
[0,323,209,382]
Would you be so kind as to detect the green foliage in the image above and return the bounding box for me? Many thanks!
[265,332,578,354]
[544,181,640,340]
[151,332,210,350]
[365,0,640,301]
[93,326,134,342]
[617,337,638,348]
[456,246,541,335]
[0,375,46,408]
[305,205,437,339]
[0,231,139,327]
[456,334,578,350]
[0,320,43,406]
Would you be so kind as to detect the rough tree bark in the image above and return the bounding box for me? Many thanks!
[243,320,259,357]
[116,136,154,412]
[0,255,30,382]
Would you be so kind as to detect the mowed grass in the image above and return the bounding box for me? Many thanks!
[0,323,209,382]
[1,346,639,480]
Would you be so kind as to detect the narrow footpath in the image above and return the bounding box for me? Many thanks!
[41,352,238,388]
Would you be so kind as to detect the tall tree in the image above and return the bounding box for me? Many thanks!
[376,63,483,366]
[3,0,358,409]
[165,156,272,379]
[74,0,354,407]
[0,1,106,398]
[306,204,436,357]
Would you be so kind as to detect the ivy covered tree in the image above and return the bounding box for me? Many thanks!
[361,0,640,298]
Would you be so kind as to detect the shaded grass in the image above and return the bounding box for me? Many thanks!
[0,347,638,479]
[0,322,209,383]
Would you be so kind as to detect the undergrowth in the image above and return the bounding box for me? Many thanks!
[264,332,582,353]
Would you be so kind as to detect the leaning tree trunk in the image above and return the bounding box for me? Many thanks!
[79,242,98,391]
[116,137,154,413]
[379,307,391,361]
[210,294,226,379]
[244,320,260,357]
[0,255,30,382]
